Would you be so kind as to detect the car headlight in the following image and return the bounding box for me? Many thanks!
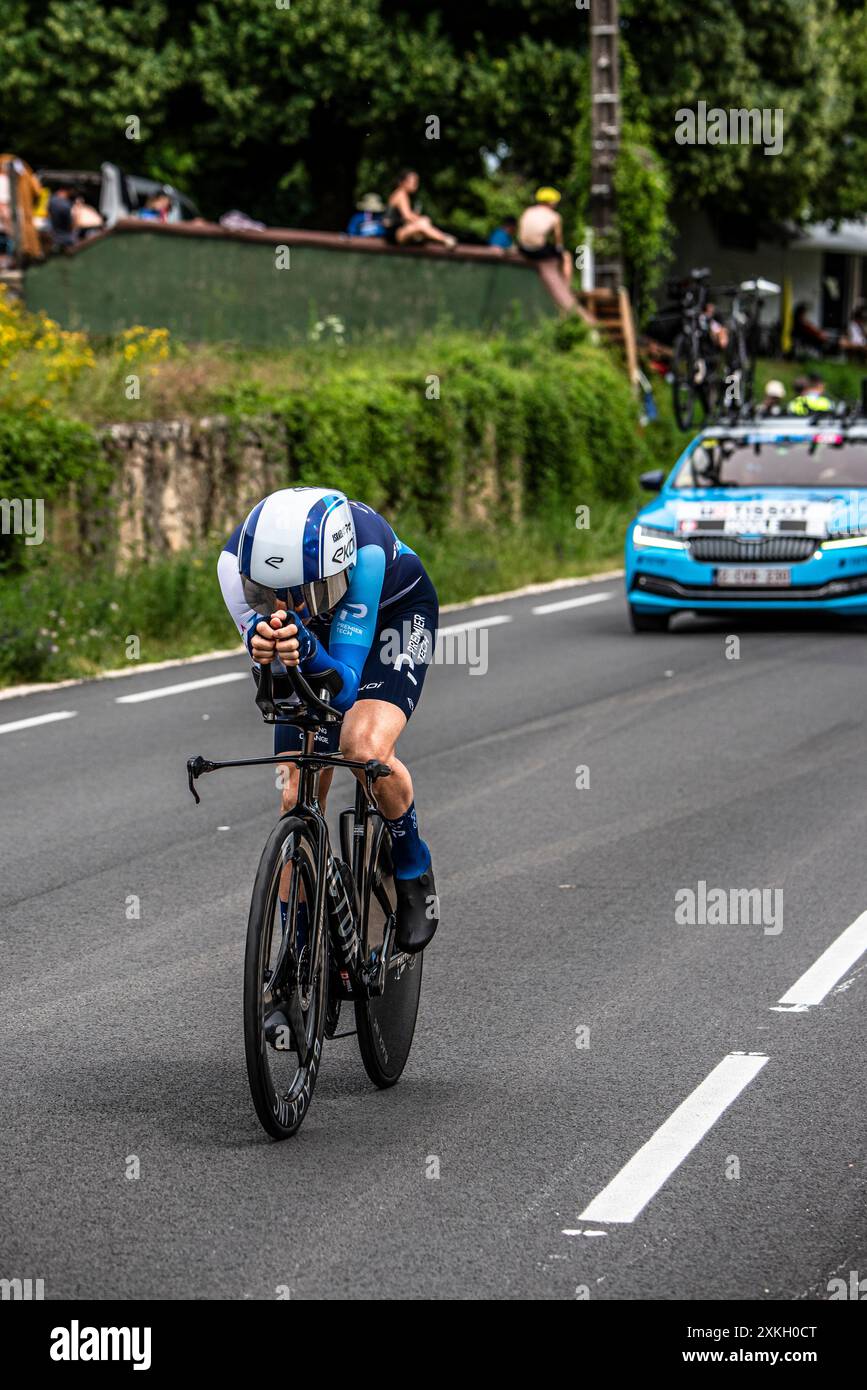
[821,532,867,550]
[632,523,687,550]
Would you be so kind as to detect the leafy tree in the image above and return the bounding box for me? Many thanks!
[3,0,867,311]
[0,1,183,170]
[619,0,857,225]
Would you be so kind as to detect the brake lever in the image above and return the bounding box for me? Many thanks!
[187,754,218,805]
[363,758,392,801]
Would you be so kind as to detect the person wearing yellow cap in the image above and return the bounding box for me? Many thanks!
[517,186,572,285]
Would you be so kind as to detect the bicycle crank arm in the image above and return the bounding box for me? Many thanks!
[284,984,311,1066]
[360,913,401,997]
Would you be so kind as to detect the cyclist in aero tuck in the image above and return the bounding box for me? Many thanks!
[218,487,440,953]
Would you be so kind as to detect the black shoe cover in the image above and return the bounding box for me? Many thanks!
[394,865,439,954]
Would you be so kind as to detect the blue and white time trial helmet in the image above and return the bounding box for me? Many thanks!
[238,486,355,617]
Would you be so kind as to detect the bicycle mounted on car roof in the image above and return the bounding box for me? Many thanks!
[669,271,780,431]
[669,268,718,431]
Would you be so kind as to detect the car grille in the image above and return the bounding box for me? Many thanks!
[688,536,818,562]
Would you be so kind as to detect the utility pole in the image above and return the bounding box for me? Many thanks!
[589,0,622,293]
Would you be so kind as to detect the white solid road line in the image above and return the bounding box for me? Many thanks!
[532,591,614,616]
[579,1052,769,1225]
[115,672,248,704]
[773,910,867,1012]
[436,614,512,638]
[0,709,78,736]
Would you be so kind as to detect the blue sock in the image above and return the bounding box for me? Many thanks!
[384,802,431,880]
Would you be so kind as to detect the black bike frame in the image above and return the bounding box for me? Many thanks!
[186,668,395,1003]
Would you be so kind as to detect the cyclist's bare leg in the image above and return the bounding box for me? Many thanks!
[341,699,437,950]
[279,761,334,816]
[339,700,412,819]
[277,701,415,913]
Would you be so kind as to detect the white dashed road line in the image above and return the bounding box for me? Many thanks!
[531,592,614,616]
[0,710,78,736]
[772,909,867,1012]
[6,588,611,717]
[436,615,512,638]
[574,909,867,1232]
[115,672,248,704]
[436,594,611,639]
[578,1053,769,1225]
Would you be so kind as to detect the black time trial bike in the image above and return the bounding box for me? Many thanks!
[186,661,424,1139]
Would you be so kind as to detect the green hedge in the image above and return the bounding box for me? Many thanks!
[216,325,659,528]
[0,410,111,572]
[0,324,674,682]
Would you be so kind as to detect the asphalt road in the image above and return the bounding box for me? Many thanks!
[2,577,866,1301]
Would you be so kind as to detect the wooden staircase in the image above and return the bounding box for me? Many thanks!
[579,286,638,381]
[534,264,638,382]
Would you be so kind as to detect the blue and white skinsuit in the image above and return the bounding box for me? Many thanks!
[218,498,439,755]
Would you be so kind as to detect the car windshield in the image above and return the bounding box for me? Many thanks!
[674,437,867,489]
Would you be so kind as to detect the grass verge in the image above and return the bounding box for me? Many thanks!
[0,505,633,686]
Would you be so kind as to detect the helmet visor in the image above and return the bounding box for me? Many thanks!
[299,570,350,618]
[241,576,289,617]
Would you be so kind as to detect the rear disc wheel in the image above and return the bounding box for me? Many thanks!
[355,821,423,1088]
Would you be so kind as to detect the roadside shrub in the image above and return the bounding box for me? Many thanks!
[0,317,672,683]
[0,410,109,573]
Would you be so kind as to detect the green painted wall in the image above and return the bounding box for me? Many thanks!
[25,230,555,345]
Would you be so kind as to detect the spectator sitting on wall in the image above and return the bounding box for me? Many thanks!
[48,183,77,248]
[347,193,386,239]
[72,195,103,238]
[516,188,571,285]
[488,215,517,250]
[792,301,828,352]
[138,193,171,222]
[384,170,457,249]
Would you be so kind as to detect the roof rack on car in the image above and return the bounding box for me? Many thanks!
[705,392,867,431]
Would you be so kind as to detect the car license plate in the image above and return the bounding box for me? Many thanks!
[715,567,791,587]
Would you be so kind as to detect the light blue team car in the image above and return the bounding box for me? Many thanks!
[625,417,867,631]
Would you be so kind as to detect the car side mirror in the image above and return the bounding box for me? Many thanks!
[639,469,666,492]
